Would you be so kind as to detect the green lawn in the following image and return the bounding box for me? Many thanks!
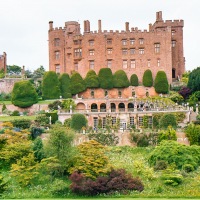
[4,199,200,200]
[0,115,36,122]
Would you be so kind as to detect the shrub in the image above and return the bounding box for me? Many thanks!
[30,126,44,140]
[70,72,86,95]
[142,69,153,87]
[154,71,169,94]
[11,110,20,116]
[98,68,113,89]
[113,70,130,88]
[2,103,6,112]
[182,164,194,173]
[11,119,31,129]
[35,114,49,126]
[162,173,183,186]
[130,132,149,147]
[59,73,72,98]
[130,74,139,86]
[185,123,200,145]
[70,114,87,131]
[12,80,38,108]
[32,137,45,162]
[154,160,168,171]
[187,66,200,92]
[0,175,7,195]
[84,70,99,88]
[159,114,177,129]
[42,71,61,100]
[178,86,191,100]
[70,169,144,196]
[45,112,58,124]
[64,118,71,128]
[157,126,177,143]
[50,179,70,197]
[48,100,62,111]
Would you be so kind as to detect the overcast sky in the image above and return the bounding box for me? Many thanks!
[0,0,199,72]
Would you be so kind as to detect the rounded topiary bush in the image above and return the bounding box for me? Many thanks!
[70,72,86,95]
[142,69,153,87]
[159,113,177,129]
[12,80,38,108]
[98,68,113,89]
[59,73,72,98]
[70,114,87,131]
[84,70,99,88]
[154,71,169,94]
[113,70,130,88]
[130,74,139,86]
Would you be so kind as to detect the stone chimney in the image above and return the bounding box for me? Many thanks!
[49,21,53,30]
[125,22,129,32]
[156,11,163,22]
[84,20,90,33]
[98,20,102,32]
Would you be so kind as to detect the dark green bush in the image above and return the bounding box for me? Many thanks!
[70,114,87,131]
[142,69,153,87]
[42,71,61,100]
[84,70,99,88]
[48,100,62,111]
[187,66,200,92]
[130,74,139,86]
[45,112,58,124]
[159,113,177,129]
[182,164,194,173]
[113,70,130,88]
[35,114,49,126]
[70,72,86,95]
[64,118,71,127]
[98,68,113,89]
[162,173,183,186]
[154,71,169,94]
[11,119,31,129]
[154,160,168,171]
[12,80,38,108]
[59,73,72,98]
[30,126,44,140]
[11,110,20,116]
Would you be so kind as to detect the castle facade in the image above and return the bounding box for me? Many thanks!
[48,11,185,83]
[0,52,7,73]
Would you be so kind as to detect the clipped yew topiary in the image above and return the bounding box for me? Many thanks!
[154,71,169,94]
[142,69,153,87]
[71,113,87,131]
[98,68,113,89]
[84,70,99,88]
[130,74,139,86]
[70,72,86,95]
[12,80,38,108]
[42,71,61,100]
[59,73,72,98]
[113,70,130,88]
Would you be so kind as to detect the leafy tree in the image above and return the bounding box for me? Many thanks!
[32,137,45,162]
[32,66,46,79]
[84,70,99,88]
[98,68,113,89]
[159,113,177,130]
[59,73,72,98]
[70,72,86,95]
[6,65,21,75]
[157,126,177,143]
[154,71,169,94]
[168,91,184,104]
[69,140,110,179]
[113,70,130,88]
[130,74,139,86]
[178,86,192,100]
[187,67,200,92]
[185,123,200,145]
[11,80,38,108]
[142,69,153,87]
[42,71,61,99]
[44,125,75,176]
[24,70,33,78]
[0,174,7,195]
[70,114,87,131]
[48,100,62,111]
[11,119,31,129]
[62,98,76,112]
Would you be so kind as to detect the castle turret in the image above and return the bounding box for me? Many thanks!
[98,20,102,32]
[125,22,129,32]
[49,21,53,30]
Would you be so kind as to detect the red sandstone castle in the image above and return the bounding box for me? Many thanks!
[0,52,7,73]
[48,11,185,83]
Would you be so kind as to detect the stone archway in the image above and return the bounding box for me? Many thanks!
[76,102,86,112]
[118,103,125,112]
[91,103,98,112]
[100,103,106,112]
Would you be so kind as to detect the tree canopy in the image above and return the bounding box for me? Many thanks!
[187,67,200,92]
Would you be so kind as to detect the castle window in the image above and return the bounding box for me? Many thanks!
[93,117,98,128]
[89,40,94,46]
[147,59,151,67]
[139,48,144,54]
[107,60,112,68]
[104,90,108,97]
[54,38,60,46]
[74,40,81,45]
[118,89,122,97]
[157,59,160,67]
[130,38,135,45]
[122,39,127,45]
[172,30,176,35]
[122,49,128,55]
[74,48,82,57]
[130,60,136,68]
[107,39,112,45]
[154,43,160,53]
[74,63,78,70]
[89,49,94,56]
[123,60,128,68]
[107,48,112,54]
[55,65,60,74]
[90,89,94,98]
[130,117,134,127]
[172,40,176,47]
[55,51,60,60]
[89,60,94,69]
[139,38,144,45]
[130,48,135,54]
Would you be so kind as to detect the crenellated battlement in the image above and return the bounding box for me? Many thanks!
[154,19,184,28]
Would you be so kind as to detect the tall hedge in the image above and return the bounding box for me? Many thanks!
[42,71,61,100]
[113,70,130,88]
[59,73,72,98]
[84,70,99,88]
[98,68,113,89]
[154,71,169,94]
[142,69,153,87]
[130,74,139,86]
[71,114,87,131]
[70,72,86,95]
[12,80,38,108]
